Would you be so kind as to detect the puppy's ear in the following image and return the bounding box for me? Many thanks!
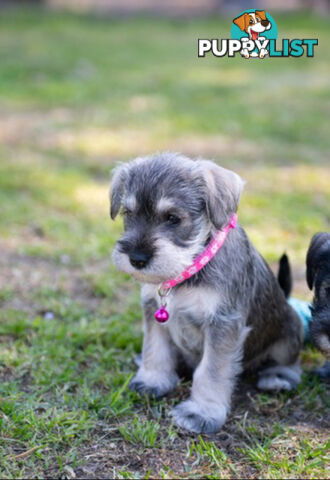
[198,160,244,229]
[110,164,129,220]
[233,13,248,31]
[256,10,267,20]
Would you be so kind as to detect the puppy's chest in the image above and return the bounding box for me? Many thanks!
[159,286,220,356]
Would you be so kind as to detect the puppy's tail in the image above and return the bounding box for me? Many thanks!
[278,253,292,299]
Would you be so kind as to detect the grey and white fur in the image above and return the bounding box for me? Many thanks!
[110,153,303,434]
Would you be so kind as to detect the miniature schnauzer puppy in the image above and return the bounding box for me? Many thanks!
[306,232,330,379]
[110,153,303,433]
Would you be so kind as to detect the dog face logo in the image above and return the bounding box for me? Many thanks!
[231,9,277,59]
[233,11,271,41]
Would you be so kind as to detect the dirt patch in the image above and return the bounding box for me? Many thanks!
[0,240,109,314]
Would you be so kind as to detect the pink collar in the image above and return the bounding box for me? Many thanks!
[154,213,238,323]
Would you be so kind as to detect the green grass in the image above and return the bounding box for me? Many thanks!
[119,417,160,447]
[242,435,329,479]
[0,6,329,479]
[188,436,237,477]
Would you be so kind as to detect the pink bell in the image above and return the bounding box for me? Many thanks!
[154,306,169,323]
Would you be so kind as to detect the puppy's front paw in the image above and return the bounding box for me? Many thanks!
[129,370,179,399]
[129,377,165,398]
[169,399,227,434]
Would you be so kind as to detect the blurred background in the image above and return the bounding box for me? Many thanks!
[1,0,329,278]
[0,1,329,477]
[4,0,330,14]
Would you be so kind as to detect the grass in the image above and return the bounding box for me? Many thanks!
[242,435,329,479]
[0,6,329,479]
[119,418,160,448]
[188,436,237,476]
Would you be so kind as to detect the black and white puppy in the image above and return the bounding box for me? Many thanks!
[110,153,303,433]
[306,233,330,379]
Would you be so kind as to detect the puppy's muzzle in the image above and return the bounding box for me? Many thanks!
[129,251,152,270]
[117,238,153,270]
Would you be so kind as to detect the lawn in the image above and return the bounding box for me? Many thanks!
[0,7,329,479]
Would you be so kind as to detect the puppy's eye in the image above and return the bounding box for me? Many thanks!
[165,214,181,225]
[249,19,254,24]
[123,208,133,217]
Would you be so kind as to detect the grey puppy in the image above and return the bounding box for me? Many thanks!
[306,232,330,380]
[110,153,303,434]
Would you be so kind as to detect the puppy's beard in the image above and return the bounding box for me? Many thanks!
[112,224,211,284]
[145,237,203,282]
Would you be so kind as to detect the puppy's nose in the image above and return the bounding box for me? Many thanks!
[261,19,269,27]
[129,251,151,269]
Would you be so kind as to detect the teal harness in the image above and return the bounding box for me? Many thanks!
[288,297,311,342]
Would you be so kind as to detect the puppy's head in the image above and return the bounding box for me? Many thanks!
[306,232,330,357]
[233,11,271,40]
[110,153,244,284]
[306,233,330,293]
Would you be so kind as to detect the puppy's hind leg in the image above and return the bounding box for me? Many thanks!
[258,326,303,391]
[257,302,303,392]
[258,363,301,391]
